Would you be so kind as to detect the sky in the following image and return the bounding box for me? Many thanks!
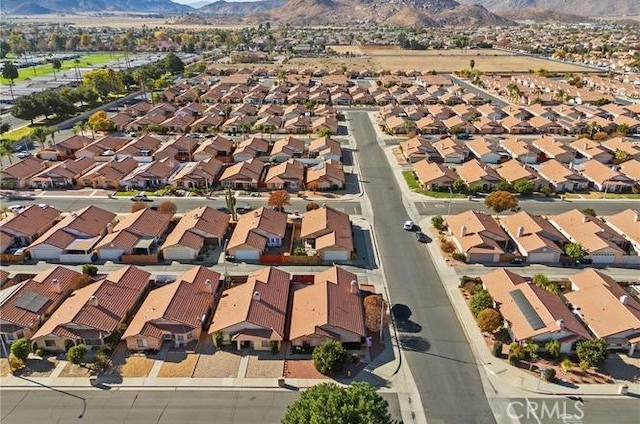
[172,0,245,4]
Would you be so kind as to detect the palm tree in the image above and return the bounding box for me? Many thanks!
[72,121,89,137]
[524,339,539,371]
[0,138,14,165]
[31,126,51,150]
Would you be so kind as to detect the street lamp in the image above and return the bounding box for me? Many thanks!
[447,186,453,217]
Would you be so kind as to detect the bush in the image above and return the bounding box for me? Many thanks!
[8,354,25,374]
[97,344,112,358]
[451,252,466,262]
[491,341,503,358]
[82,264,98,277]
[576,339,608,368]
[470,290,493,316]
[35,348,44,357]
[270,341,279,354]
[543,368,556,382]
[477,308,502,333]
[561,357,573,373]
[312,340,347,375]
[440,238,456,254]
[10,338,30,361]
[508,354,518,365]
[66,344,87,365]
[431,215,445,230]
[214,331,224,348]
[293,246,308,256]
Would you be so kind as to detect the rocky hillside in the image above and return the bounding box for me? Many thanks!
[456,0,640,17]
[499,7,591,23]
[3,0,192,15]
[199,0,286,16]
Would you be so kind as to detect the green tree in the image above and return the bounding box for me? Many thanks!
[0,122,10,134]
[532,274,549,289]
[312,340,347,375]
[162,52,185,74]
[72,121,89,137]
[484,190,518,216]
[10,338,30,361]
[476,308,502,333]
[317,127,333,137]
[581,208,597,217]
[545,339,561,359]
[282,382,392,424]
[452,178,467,194]
[496,180,512,192]
[11,96,43,123]
[30,126,51,150]
[82,264,98,277]
[576,339,608,368]
[614,149,630,162]
[0,138,14,165]
[82,68,124,100]
[2,61,19,101]
[524,339,539,370]
[513,179,534,196]
[470,290,493,317]
[565,242,586,262]
[66,344,87,365]
[431,215,445,230]
[51,58,62,81]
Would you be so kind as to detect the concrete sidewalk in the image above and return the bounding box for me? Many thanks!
[419,216,640,399]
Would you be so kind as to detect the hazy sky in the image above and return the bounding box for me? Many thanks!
[172,0,245,4]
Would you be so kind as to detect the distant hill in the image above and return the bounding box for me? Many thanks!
[258,0,514,27]
[3,0,193,15]
[499,7,591,23]
[456,0,640,17]
[199,0,286,16]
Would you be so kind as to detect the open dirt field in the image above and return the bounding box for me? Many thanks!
[6,14,248,29]
[325,46,596,73]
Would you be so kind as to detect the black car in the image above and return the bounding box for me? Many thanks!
[415,231,428,243]
[235,206,254,215]
[511,257,524,264]
[216,206,231,214]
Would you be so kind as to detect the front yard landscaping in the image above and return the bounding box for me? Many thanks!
[192,350,241,378]
[157,352,198,377]
[118,355,155,378]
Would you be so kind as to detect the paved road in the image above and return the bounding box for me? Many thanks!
[505,397,640,424]
[350,110,496,423]
[3,197,363,216]
[0,388,401,424]
[449,75,508,107]
[416,199,636,217]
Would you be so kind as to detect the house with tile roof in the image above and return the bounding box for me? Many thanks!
[120,158,177,190]
[412,160,458,191]
[565,269,640,355]
[123,266,221,351]
[114,135,162,161]
[0,267,83,345]
[579,159,634,192]
[30,157,97,189]
[306,159,345,190]
[161,206,230,261]
[289,267,365,347]
[0,205,61,255]
[432,137,468,164]
[209,267,291,350]
[494,159,546,189]
[0,156,47,189]
[32,266,151,352]
[480,269,590,353]
[308,136,342,163]
[219,158,264,190]
[618,158,640,182]
[300,207,353,262]
[548,209,627,264]
[444,211,509,263]
[537,159,589,192]
[269,136,305,163]
[28,206,117,263]
[264,159,305,190]
[192,135,234,161]
[500,211,567,263]
[533,136,576,164]
[399,137,438,163]
[500,137,539,164]
[466,138,502,164]
[603,209,640,256]
[226,207,288,261]
[232,137,270,162]
[601,137,640,160]
[78,157,139,189]
[457,159,502,191]
[75,136,128,160]
[569,138,612,163]
[169,158,223,190]
[95,208,172,261]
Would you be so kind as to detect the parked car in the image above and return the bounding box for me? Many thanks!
[17,151,31,159]
[235,206,254,215]
[216,206,231,214]
[415,231,429,243]
[131,193,148,201]
[8,204,23,212]
[403,220,415,231]
[511,257,524,265]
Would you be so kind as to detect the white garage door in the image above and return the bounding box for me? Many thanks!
[589,254,615,264]
[235,250,260,261]
[528,252,559,263]
[323,251,350,262]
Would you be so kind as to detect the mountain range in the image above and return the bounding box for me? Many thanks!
[2,0,192,15]
[199,0,286,16]
[456,0,640,17]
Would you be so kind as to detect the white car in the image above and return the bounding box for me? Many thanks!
[17,151,31,159]
[131,193,148,201]
[8,205,24,213]
[403,220,415,231]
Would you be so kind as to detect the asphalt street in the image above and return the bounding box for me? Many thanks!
[0,388,401,424]
[350,110,496,423]
[3,197,363,216]
[505,397,640,424]
[449,75,508,107]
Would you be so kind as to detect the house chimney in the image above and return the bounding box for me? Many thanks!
[51,278,61,293]
[204,279,213,293]
[517,226,525,237]
[634,212,639,222]
[89,295,98,307]
[106,223,114,234]
[619,295,629,305]
[460,225,467,238]
[582,215,588,224]
[350,280,359,294]
[253,291,261,302]
[556,319,565,329]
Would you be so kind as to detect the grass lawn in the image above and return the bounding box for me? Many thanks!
[402,170,466,198]
[1,126,37,142]
[114,190,144,197]
[1,53,125,84]
[119,356,155,378]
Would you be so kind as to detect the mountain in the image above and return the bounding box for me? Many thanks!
[456,0,640,17]
[199,0,286,15]
[499,7,591,23]
[258,0,514,27]
[3,0,193,15]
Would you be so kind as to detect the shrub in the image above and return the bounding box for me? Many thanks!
[470,290,493,316]
[544,339,561,359]
[8,354,25,374]
[576,339,608,368]
[214,331,224,348]
[451,252,466,262]
[293,246,308,256]
[312,340,347,375]
[477,308,502,333]
[97,344,112,358]
[35,348,44,357]
[491,341,503,358]
[440,238,456,254]
[543,368,556,382]
[431,215,445,230]
[561,357,573,373]
[509,342,524,360]
[579,360,590,372]
[508,354,518,365]
[66,344,87,365]
[271,341,279,354]
[10,338,30,361]
[82,264,98,277]
[540,186,553,196]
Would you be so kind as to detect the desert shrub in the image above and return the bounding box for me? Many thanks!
[543,368,556,382]
[8,354,25,374]
[470,290,494,316]
[451,252,466,261]
[10,338,30,361]
[35,348,44,357]
[477,308,502,333]
[491,341,503,358]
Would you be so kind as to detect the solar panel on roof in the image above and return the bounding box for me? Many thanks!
[14,291,50,314]
[509,288,545,331]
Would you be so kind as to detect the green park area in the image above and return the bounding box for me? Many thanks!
[1,52,126,84]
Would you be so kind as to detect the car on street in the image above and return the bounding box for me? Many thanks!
[8,205,23,212]
[235,206,254,215]
[415,231,429,243]
[17,151,31,159]
[511,257,524,265]
[216,206,231,214]
[403,220,415,231]
[131,193,148,201]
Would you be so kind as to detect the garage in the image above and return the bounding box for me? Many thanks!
[233,249,260,261]
[588,253,616,264]
[527,252,560,263]
[321,250,350,262]
[467,253,499,263]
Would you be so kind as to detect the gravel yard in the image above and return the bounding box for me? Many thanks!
[245,352,284,378]
[192,350,241,378]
